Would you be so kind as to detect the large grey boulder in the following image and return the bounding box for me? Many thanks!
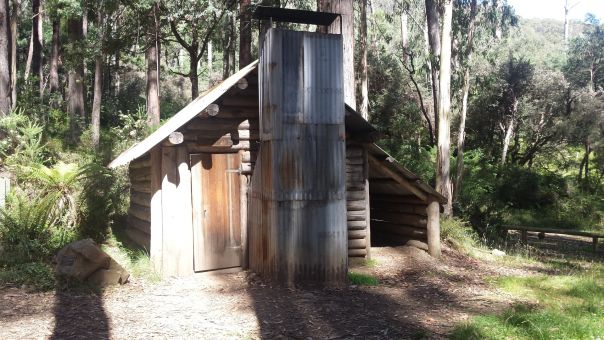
[54,238,129,286]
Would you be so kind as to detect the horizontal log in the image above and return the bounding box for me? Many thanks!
[346,184,365,191]
[347,210,366,221]
[347,157,365,165]
[241,150,252,163]
[372,212,427,228]
[241,162,253,174]
[129,203,151,222]
[220,96,258,108]
[129,157,151,169]
[211,107,258,118]
[348,248,367,257]
[128,215,150,234]
[347,220,367,230]
[370,194,425,205]
[406,240,429,251]
[348,238,366,249]
[372,221,427,238]
[186,118,258,131]
[346,189,366,201]
[346,172,365,182]
[130,181,151,193]
[130,172,151,182]
[125,227,150,249]
[130,191,151,207]
[348,229,367,239]
[186,140,251,152]
[347,147,364,157]
[371,202,427,216]
[347,199,366,211]
[346,164,364,172]
[129,166,150,177]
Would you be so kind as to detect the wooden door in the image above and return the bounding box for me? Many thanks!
[191,153,242,272]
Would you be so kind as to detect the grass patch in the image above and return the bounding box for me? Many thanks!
[102,234,160,283]
[452,266,604,339]
[348,272,379,286]
[0,262,55,291]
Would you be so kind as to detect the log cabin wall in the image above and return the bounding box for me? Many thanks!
[127,155,152,249]
[346,143,371,258]
[369,194,428,245]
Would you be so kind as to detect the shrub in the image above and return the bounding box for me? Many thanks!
[0,194,59,266]
[0,262,55,291]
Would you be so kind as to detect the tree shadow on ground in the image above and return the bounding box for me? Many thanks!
[246,248,492,339]
[51,288,110,339]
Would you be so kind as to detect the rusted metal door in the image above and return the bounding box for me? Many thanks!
[191,153,241,272]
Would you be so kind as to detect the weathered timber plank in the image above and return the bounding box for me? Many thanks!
[346,189,366,201]
[347,220,367,230]
[370,194,425,205]
[371,212,427,228]
[128,215,150,234]
[125,227,150,249]
[129,203,151,222]
[130,182,152,193]
[348,238,367,249]
[371,203,428,216]
[347,210,367,221]
[368,155,427,202]
[149,147,163,274]
[348,248,368,257]
[372,221,427,238]
[348,229,367,239]
[130,191,151,207]
[129,157,151,169]
[347,199,366,211]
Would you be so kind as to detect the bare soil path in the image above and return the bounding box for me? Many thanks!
[0,244,544,340]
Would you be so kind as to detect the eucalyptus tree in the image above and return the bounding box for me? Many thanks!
[166,0,234,100]
[0,0,10,115]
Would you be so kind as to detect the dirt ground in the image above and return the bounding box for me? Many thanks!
[0,233,598,340]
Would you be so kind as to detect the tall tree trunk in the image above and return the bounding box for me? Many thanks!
[222,12,236,80]
[9,0,16,106]
[31,0,43,95]
[0,0,10,115]
[359,0,368,119]
[564,0,570,42]
[239,0,252,69]
[318,0,355,109]
[49,19,60,93]
[436,0,453,216]
[425,0,441,135]
[454,0,478,199]
[67,18,85,141]
[91,10,104,149]
[501,117,514,165]
[146,3,161,127]
[189,53,199,99]
[207,41,212,79]
[401,7,409,63]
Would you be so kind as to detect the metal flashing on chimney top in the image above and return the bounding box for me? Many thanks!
[252,6,340,28]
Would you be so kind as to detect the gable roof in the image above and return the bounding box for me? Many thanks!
[108,61,259,168]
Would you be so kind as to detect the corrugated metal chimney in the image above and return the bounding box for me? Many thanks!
[248,7,347,285]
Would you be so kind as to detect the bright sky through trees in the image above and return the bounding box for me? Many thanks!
[507,0,604,20]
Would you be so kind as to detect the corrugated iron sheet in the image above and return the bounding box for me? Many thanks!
[249,28,347,284]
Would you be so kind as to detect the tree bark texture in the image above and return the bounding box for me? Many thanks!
[49,19,60,93]
[359,0,369,119]
[9,0,16,106]
[239,0,252,69]
[454,0,478,199]
[436,0,453,217]
[318,0,355,109]
[91,10,104,149]
[31,0,43,95]
[0,0,10,115]
[67,18,85,141]
[146,3,161,127]
[425,0,441,135]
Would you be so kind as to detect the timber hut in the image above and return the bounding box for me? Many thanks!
[109,7,445,284]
